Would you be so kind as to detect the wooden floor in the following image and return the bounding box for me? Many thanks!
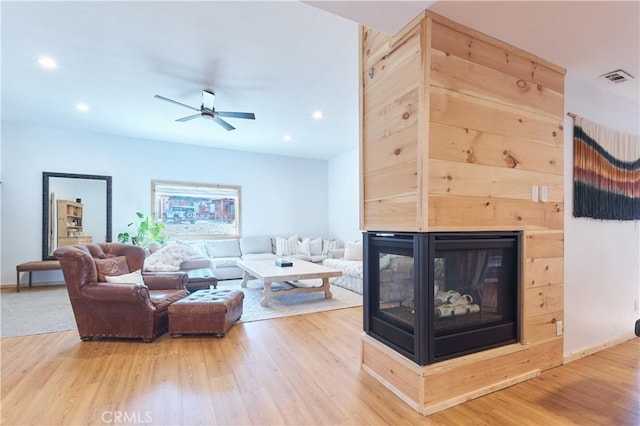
[1,306,638,425]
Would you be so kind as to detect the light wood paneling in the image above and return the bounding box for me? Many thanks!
[523,311,564,344]
[524,257,564,288]
[363,195,419,231]
[428,195,564,230]
[363,123,418,175]
[364,160,418,201]
[361,25,423,231]
[422,338,563,406]
[430,86,563,145]
[363,32,421,91]
[429,123,564,175]
[359,10,566,416]
[430,49,564,118]
[430,20,565,93]
[428,159,563,202]
[360,335,422,403]
[524,284,564,318]
[525,230,565,259]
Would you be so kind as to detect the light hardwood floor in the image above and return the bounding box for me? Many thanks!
[1,305,638,425]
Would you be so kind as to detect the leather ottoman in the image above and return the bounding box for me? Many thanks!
[169,288,244,337]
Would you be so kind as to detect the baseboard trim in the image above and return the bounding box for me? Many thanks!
[563,333,636,364]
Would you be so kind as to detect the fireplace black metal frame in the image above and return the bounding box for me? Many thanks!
[364,231,521,366]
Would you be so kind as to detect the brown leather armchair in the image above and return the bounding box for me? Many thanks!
[54,242,189,342]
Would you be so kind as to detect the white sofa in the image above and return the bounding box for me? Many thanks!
[321,242,364,294]
[152,236,342,281]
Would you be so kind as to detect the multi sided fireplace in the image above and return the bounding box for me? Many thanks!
[363,231,521,366]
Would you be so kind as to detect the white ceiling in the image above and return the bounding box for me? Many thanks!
[2,1,638,161]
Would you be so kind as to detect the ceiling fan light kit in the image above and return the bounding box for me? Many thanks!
[154,90,255,131]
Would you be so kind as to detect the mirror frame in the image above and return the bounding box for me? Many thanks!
[42,172,113,260]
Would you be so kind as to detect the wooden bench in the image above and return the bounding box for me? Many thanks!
[16,260,62,293]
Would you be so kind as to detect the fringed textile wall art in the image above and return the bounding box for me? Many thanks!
[572,115,640,220]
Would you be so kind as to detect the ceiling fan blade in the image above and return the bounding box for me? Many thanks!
[213,116,235,131]
[176,114,202,122]
[202,90,215,111]
[154,95,200,112]
[217,111,256,120]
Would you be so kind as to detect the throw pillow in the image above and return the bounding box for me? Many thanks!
[309,237,323,256]
[104,269,144,285]
[297,238,311,256]
[322,239,341,255]
[276,235,299,256]
[344,240,363,261]
[95,256,129,282]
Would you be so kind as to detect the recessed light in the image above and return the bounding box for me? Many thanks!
[312,110,323,120]
[75,103,90,112]
[37,56,58,70]
[283,134,292,142]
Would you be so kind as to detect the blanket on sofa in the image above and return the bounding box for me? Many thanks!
[144,244,201,272]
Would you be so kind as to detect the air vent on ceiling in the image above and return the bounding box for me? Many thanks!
[600,69,634,83]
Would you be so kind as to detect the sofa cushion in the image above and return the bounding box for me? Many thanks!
[211,257,241,268]
[309,254,328,263]
[180,257,212,270]
[240,236,273,255]
[205,239,241,258]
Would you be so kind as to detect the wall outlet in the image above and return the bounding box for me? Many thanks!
[540,186,548,202]
[531,186,539,202]
[556,320,563,336]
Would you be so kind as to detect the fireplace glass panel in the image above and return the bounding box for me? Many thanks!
[378,253,415,331]
[433,248,511,334]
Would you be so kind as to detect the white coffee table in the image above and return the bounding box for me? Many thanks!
[237,259,342,306]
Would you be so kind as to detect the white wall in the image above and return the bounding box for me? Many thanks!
[1,123,331,285]
[564,76,640,356]
[327,148,361,242]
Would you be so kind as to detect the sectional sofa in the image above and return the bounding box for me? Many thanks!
[144,236,364,295]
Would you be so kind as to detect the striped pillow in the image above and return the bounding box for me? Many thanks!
[276,235,299,256]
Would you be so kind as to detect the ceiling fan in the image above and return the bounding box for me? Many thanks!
[154,90,255,131]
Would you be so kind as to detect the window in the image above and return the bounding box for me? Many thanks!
[152,181,240,240]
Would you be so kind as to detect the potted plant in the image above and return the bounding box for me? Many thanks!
[117,212,165,247]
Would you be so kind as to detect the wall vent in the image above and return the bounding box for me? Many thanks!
[600,69,635,83]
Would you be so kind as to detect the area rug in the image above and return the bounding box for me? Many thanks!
[0,280,362,338]
[1,286,76,338]
[219,279,362,323]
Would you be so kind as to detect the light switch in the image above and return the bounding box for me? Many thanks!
[540,186,548,202]
[531,186,539,202]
